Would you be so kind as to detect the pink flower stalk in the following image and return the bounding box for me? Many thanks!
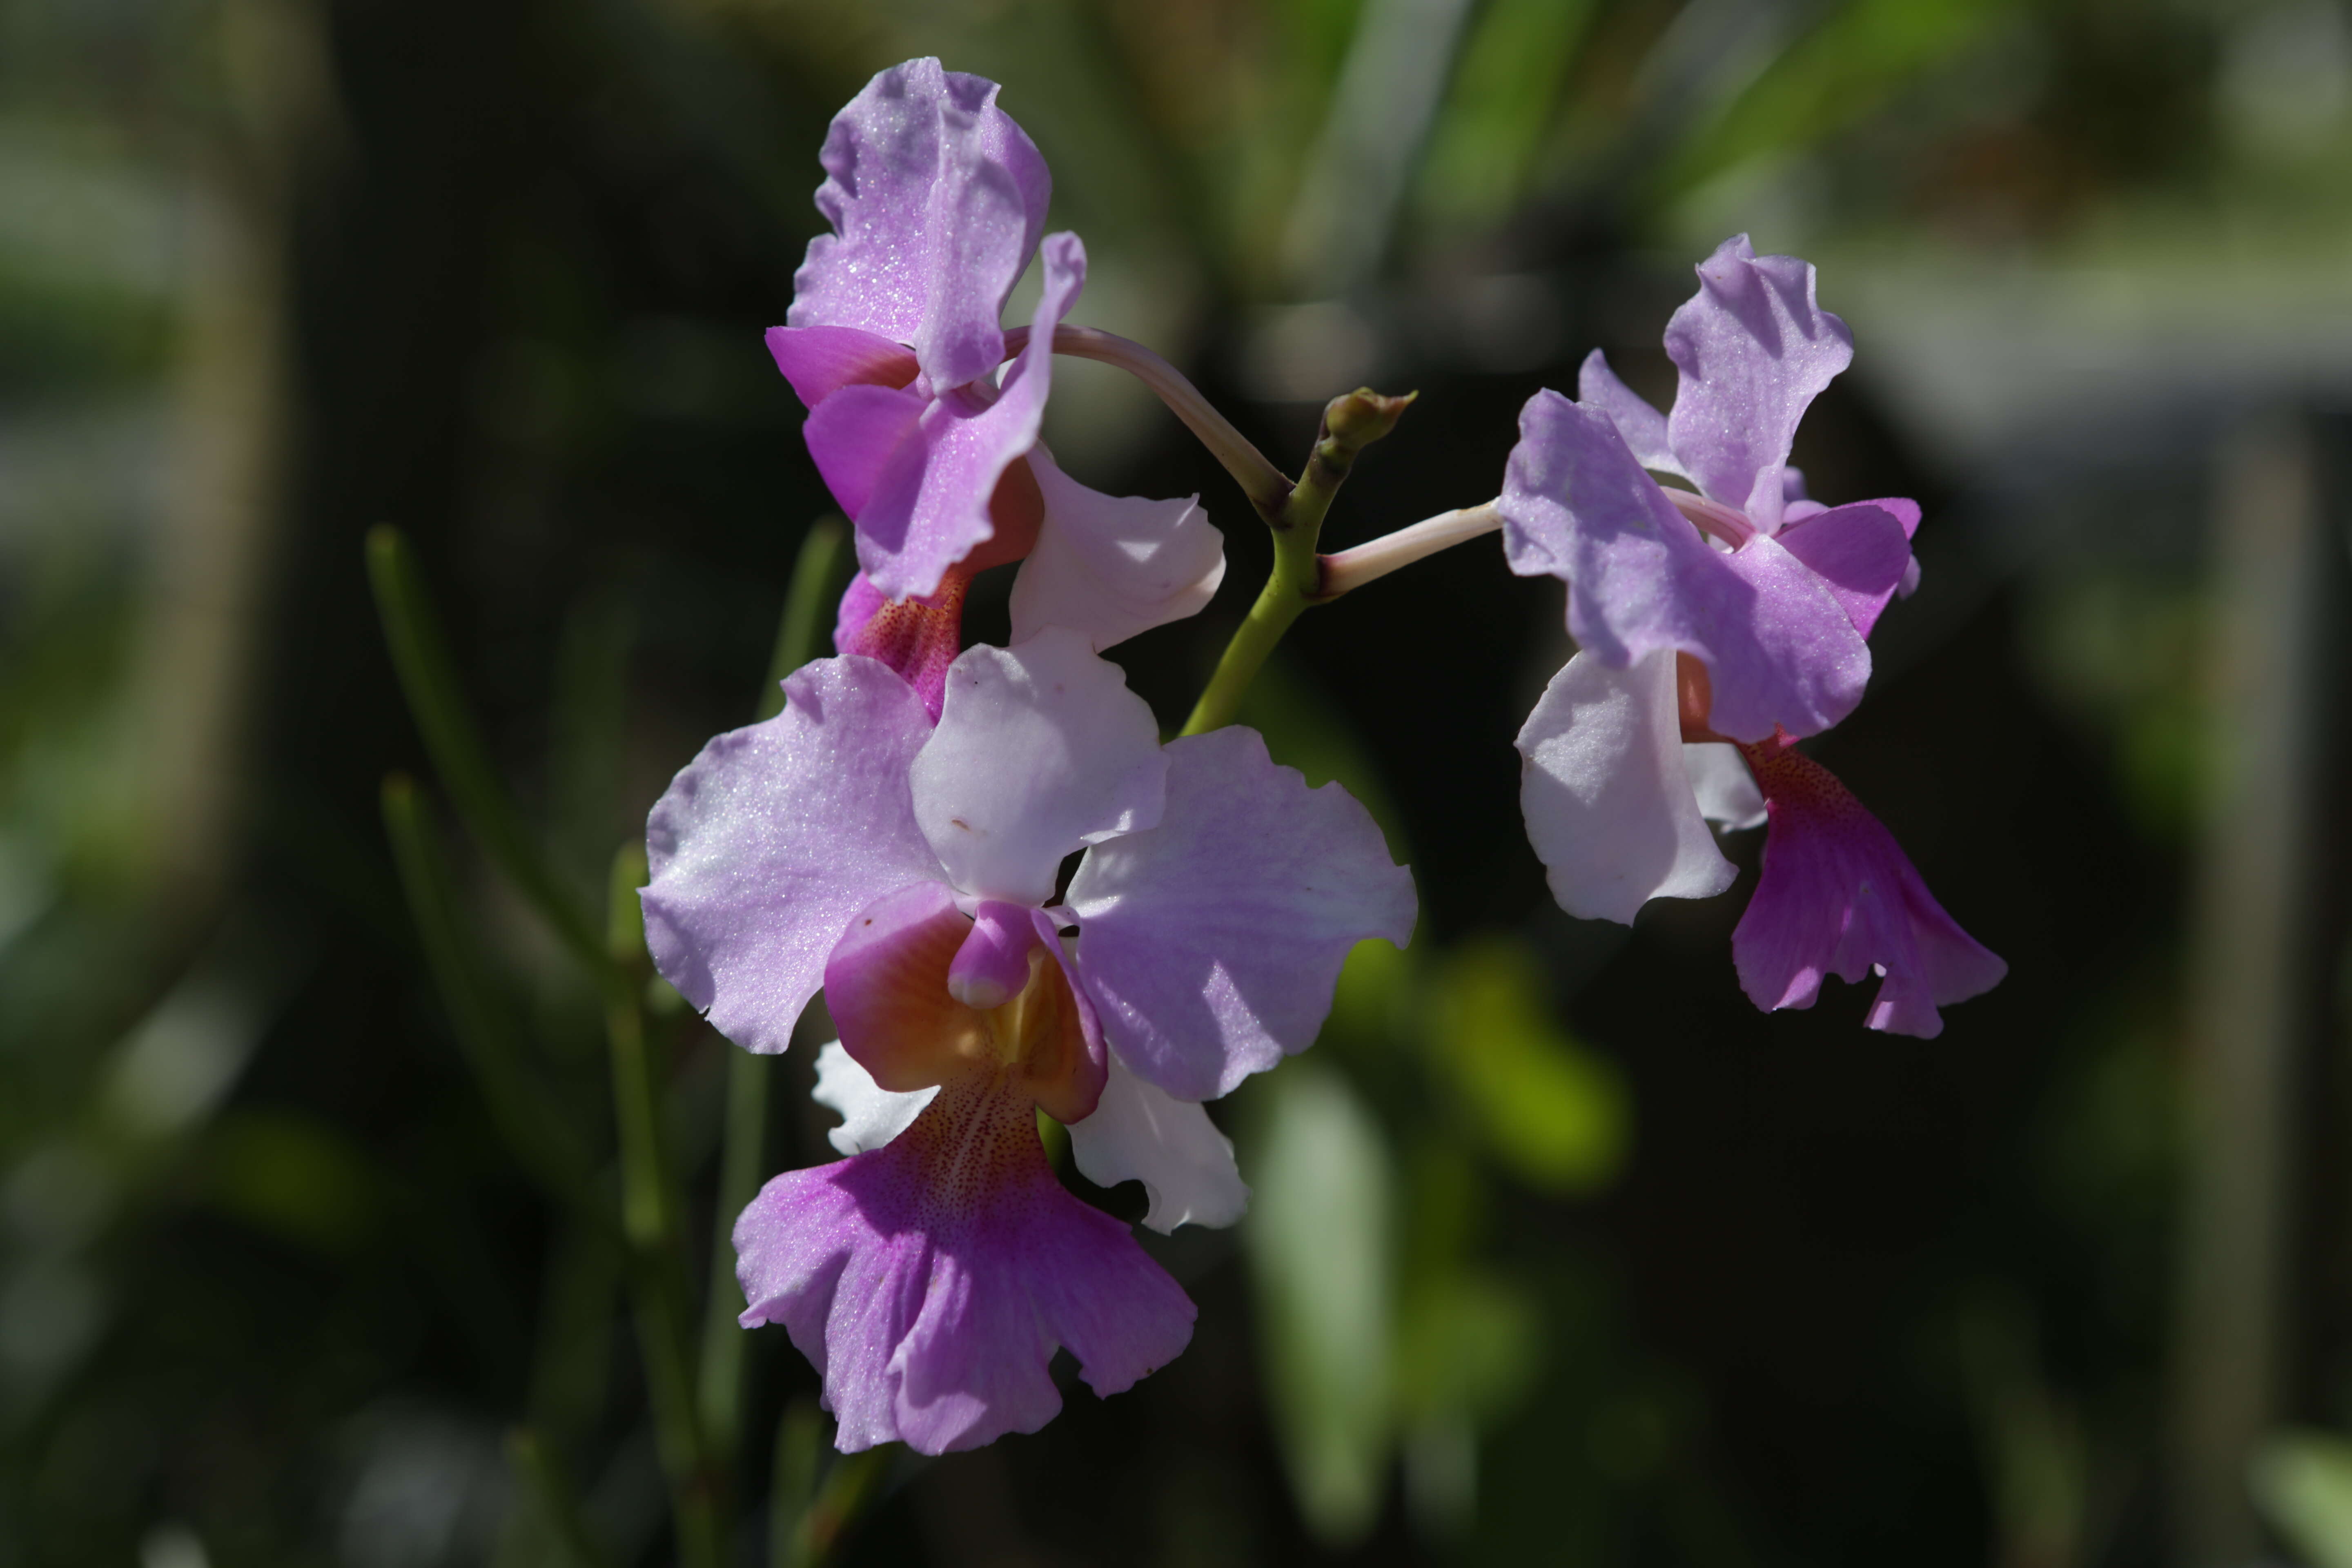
[640,630,1414,1450]
[1503,236,2000,1034]
[773,60,1221,715]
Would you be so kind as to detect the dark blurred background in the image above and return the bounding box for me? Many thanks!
[6,0,2352,1564]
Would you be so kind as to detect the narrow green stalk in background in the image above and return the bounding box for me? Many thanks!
[606,842,722,1568]
[380,774,595,1205]
[368,526,610,978]
[507,1427,613,1568]
[1181,389,1414,737]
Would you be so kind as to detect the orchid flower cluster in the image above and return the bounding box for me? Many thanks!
[639,58,2005,1459]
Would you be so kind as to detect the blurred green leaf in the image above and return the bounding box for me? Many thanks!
[1426,938,1627,1194]
[2253,1429,2352,1568]
[1395,1268,1539,1425]
[1657,0,2018,202]
[199,1109,379,1254]
[1414,0,1595,232]
[1245,1064,1396,1546]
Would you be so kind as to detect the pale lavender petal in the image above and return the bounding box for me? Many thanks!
[1517,650,1736,924]
[811,1039,935,1156]
[1663,235,1853,533]
[852,234,1086,601]
[767,325,918,410]
[641,657,939,1055]
[736,1074,1195,1454]
[1065,726,1416,1100]
[947,900,1044,1009]
[1499,390,1873,742]
[804,383,927,522]
[1068,1049,1248,1234]
[1771,501,1912,639]
[1731,744,2005,1038]
[1007,445,1226,651]
[1683,742,1766,830]
[1577,349,1682,477]
[912,628,1166,907]
[788,58,1050,392]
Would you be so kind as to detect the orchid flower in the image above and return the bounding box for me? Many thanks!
[770,59,1223,717]
[1497,236,2001,1035]
[639,629,1414,1451]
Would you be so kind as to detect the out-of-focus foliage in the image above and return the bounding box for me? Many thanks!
[2254,1429,2352,1568]
[3,0,2350,1562]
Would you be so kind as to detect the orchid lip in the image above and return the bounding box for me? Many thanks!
[1661,485,1757,548]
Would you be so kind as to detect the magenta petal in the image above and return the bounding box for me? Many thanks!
[1577,349,1681,477]
[1065,726,1416,1100]
[1771,501,1913,639]
[767,325,919,409]
[1500,389,1873,742]
[1731,746,2005,1039]
[1663,236,1853,534]
[735,1076,1195,1454]
[853,234,1087,601]
[788,58,1050,392]
[949,901,1045,1009]
[641,657,941,1055]
[805,383,927,522]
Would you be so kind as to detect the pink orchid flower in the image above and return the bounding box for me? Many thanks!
[639,630,1414,1450]
[771,59,1223,717]
[1501,236,2001,1036]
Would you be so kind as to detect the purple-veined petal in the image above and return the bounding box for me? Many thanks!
[1683,742,1766,830]
[1008,445,1226,651]
[767,325,919,410]
[833,570,969,722]
[787,58,1050,392]
[1731,741,2005,1038]
[912,628,1167,908]
[737,1073,1194,1455]
[641,657,939,1056]
[805,383,927,522]
[1771,501,1912,639]
[1065,726,1416,1101]
[1662,235,1853,534]
[1517,650,1736,924]
[1068,1049,1249,1234]
[852,234,1087,601]
[1499,389,1873,742]
[811,1038,936,1156]
[1577,349,1682,477]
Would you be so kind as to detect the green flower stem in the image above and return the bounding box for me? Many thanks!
[773,1406,892,1568]
[757,518,849,722]
[367,526,609,981]
[1180,388,1414,737]
[507,1427,612,1568]
[380,774,595,1207]
[604,843,721,1568]
[700,517,851,1470]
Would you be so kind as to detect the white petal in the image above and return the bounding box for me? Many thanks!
[1683,742,1766,829]
[810,1039,937,1156]
[1517,648,1736,924]
[1068,1050,1249,1233]
[911,628,1168,906]
[1009,446,1226,652]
